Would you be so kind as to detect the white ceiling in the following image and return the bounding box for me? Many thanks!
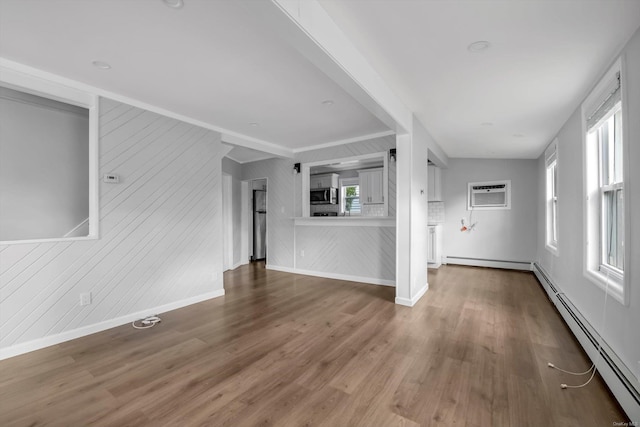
[318,0,640,158]
[0,0,388,153]
[1,0,639,160]
[224,145,277,165]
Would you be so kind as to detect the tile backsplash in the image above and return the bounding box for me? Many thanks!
[428,201,445,223]
[361,204,385,217]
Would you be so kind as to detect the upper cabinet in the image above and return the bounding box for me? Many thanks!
[310,173,339,189]
[359,168,384,204]
[428,165,442,202]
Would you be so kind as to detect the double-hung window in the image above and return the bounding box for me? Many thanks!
[545,139,558,254]
[597,107,624,272]
[340,178,360,215]
[583,59,627,304]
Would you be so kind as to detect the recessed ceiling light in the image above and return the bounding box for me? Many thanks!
[481,122,493,127]
[467,41,491,53]
[321,100,334,106]
[249,122,259,127]
[163,0,184,8]
[92,61,111,70]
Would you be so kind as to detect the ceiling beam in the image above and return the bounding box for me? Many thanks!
[245,0,413,135]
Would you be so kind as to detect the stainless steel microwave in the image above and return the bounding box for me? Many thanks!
[310,187,337,205]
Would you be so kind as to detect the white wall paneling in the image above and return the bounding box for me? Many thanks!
[295,225,396,284]
[296,136,397,284]
[241,135,397,284]
[0,97,225,357]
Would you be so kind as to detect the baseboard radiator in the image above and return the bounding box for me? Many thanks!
[444,256,532,271]
[533,262,640,421]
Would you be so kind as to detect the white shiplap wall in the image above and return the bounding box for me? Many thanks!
[0,98,225,355]
[241,135,396,284]
[295,225,396,284]
[294,136,396,284]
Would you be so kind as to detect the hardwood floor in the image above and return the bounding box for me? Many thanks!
[0,263,628,426]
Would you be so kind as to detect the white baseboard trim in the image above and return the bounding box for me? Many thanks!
[0,289,225,361]
[266,264,395,287]
[533,263,639,421]
[265,264,296,274]
[444,256,533,271]
[395,282,429,307]
[231,260,248,270]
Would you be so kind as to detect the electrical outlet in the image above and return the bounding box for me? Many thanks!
[300,250,305,257]
[212,271,218,281]
[79,292,92,306]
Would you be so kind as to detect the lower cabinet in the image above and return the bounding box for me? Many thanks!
[427,225,442,268]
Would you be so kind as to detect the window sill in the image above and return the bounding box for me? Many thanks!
[545,243,559,257]
[584,268,627,306]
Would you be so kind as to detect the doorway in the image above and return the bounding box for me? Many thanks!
[245,179,267,263]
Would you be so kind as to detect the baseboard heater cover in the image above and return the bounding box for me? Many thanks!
[533,262,640,420]
[444,256,532,271]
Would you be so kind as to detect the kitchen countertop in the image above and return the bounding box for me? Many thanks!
[294,216,396,227]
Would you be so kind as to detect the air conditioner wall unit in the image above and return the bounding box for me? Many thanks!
[468,180,511,210]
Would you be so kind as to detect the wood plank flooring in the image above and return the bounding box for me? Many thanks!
[0,263,629,426]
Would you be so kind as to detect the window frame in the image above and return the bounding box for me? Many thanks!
[0,64,99,245]
[582,57,629,305]
[339,177,361,215]
[544,138,559,255]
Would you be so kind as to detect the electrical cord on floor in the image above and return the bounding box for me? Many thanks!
[132,315,162,329]
[548,271,610,389]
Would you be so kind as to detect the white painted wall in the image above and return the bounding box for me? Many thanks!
[222,157,245,268]
[395,117,431,306]
[0,97,225,356]
[222,174,233,271]
[442,158,538,263]
[242,159,294,268]
[536,27,640,384]
[0,87,89,241]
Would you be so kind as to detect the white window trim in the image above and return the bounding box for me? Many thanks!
[0,65,100,245]
[339,177,361,215]
[545,161,559,256]
[581,57,629,306]
[545,138,559,256]
[301,151,388,218]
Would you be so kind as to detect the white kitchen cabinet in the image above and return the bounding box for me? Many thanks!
[310,173,339,189]
[359,168,384,204]
[427,225,442,268]
[428,165,442,202]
